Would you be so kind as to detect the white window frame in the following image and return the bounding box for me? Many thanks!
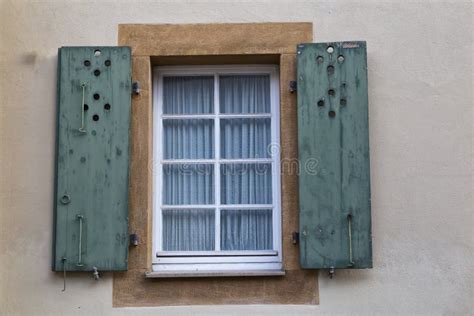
[152,65,281,272]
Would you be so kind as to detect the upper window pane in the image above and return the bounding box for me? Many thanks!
[220,118,271,159]
[164,119,214,159]
[163,76,214,114]
[219,75,271,114]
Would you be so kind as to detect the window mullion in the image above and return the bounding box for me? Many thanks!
[214,73,221,251]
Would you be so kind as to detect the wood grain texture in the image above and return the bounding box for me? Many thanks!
[297,42,372,269]
[53,47,131,271]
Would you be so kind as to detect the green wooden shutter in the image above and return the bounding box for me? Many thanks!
[52,47,132,272]
[297,41,372,269]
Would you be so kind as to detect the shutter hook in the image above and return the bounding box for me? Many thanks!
[329,267,335,279]
[92,267,100,281]
[78,83,87,134]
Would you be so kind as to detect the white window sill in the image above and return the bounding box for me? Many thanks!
[145,269,286,278]
[156,250,278,257]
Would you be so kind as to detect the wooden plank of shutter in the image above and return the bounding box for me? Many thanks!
[52,47,131,271]
[297,41,372,269]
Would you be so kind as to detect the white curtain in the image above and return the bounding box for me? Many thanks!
[220,118,271,159]
[219,75,270,113]
[164,119,214,159]
[220,163,272,205]
[221,209,272,250]
[163,164,214,205]
[162,74,273,251]
[163,76,214,114]
[162,209,215,251]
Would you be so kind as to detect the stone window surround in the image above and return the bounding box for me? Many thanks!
[113,22,318,307]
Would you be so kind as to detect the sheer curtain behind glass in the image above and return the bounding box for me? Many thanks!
[219,75,273,251]
[162,76,215,251]
[161,74,273,252]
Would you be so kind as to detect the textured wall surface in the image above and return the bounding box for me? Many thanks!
[0,0,472,315]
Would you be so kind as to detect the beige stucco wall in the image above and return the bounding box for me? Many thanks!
[0,0,472,315]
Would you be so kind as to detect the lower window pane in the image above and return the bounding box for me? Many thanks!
[220,209,273,250]
[162,209,215,251]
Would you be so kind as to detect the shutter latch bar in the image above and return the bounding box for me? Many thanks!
[78,83,87,134]
[76,215,84,266]
[347,214,354,267]
[61,257,67,291]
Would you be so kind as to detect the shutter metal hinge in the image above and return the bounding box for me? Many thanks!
[292,232,299,245]
[129,233,139,246]
[289,80,297,93]
[132,81,141,95]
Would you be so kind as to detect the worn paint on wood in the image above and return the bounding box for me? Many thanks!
[53,47,131,271]
[297,42,372,269]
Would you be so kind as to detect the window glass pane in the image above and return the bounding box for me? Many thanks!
[162,209,215,251]
[220,164,272,204]
[164,119,214,159]
[163,164,214,205]
[219,75,270,114]
[220,118,271,159]
[221,209,272,250]
[163,76,214,114]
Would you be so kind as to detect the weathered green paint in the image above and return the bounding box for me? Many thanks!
[53,47,131,271]
[297,42,372,269]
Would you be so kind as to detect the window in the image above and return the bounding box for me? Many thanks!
[152,65,281,272]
